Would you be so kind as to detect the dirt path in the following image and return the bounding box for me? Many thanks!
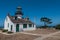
[34,31,60,40]
[0,30,60,40]
[20,32,42,36]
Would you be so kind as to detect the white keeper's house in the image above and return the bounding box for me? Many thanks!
[4,6,36,32]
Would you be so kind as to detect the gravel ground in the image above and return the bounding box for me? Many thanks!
[24,29,59,34]
[44,32,60,40]
[44,37,60,40]
[0,33,39,40]
[0,29,59,40]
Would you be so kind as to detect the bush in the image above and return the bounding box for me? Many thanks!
[55,24,60,29]
[0,28,3,30]
[40,26,48,28]
[7,31,13,34]
[2,29,8,32]
[55,26,60,29]
[36,26,49,29]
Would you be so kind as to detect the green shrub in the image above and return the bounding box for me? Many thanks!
[40,26,48,28]
[36,26,49,29]
[55,26,60,29]
[55,24,60,29]
[7,31,13,34]
[0,28,3,30]
[2,29,8,32]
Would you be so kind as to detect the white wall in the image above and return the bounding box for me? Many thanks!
[22,24,36,31]
[4,16,36,32]
[19,23,23,32]
[4,16,15,32]
[4,16,8,29]
[14,23,36,32]
[12,24,16,32]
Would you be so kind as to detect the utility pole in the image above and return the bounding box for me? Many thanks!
[34,16,37,24]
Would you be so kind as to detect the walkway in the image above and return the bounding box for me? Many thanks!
[34,31,60,40]
[20,32,43,36]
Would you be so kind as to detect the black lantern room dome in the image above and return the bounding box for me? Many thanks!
[15,6,23,16]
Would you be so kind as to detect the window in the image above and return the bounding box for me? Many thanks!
[29,24,32,27]
[23,24,27,28]
[8,23,9,27]
[11,25,13,31]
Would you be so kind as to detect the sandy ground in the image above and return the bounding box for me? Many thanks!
[0,29,59,40]
[44,32,60,40]
[44,37,60,40]
[24,28,59,35]
[0,33,39,40]
[35,31,60,40]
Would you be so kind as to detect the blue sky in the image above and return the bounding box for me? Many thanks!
[0,0,60,26]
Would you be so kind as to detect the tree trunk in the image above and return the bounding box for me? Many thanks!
[44,22,47,28]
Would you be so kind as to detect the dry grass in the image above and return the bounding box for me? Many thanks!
[0,29,59,40]
[43,31,60,40]
[44,37,60,40]
[24,28,59,35]
[0,33,39,40]
[53,33,60,36]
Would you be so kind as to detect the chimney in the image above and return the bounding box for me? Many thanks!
[25,17,29,21]
[15,16,17,20]
[7,13,10,16]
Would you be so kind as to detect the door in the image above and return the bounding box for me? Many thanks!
[16,24,19,32]
[11,25,13,31]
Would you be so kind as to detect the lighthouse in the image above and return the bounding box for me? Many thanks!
[15,6,23,19]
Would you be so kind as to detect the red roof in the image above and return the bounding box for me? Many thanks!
[8,15,34,24]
